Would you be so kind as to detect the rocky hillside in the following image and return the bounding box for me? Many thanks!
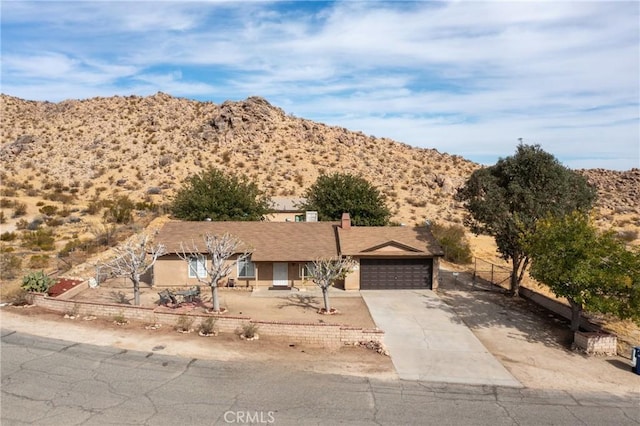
[1,93,479,225]
[1,93,638,232]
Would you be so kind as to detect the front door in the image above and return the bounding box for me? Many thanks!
[273,262,289,287]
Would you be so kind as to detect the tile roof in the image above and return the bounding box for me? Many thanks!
[337,226,444,257]
[155,221,339,262]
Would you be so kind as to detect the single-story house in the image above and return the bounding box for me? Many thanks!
[152,214,444,290]
[264,196,308,222]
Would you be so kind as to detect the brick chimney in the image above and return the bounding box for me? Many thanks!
[341,212,351,230]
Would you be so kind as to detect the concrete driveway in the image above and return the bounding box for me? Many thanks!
[362,290,522,387]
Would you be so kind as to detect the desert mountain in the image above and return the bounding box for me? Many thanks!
[1,92,638,235]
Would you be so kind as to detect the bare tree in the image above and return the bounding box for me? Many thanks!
[178,233,251,313]
[101,234,166,306]
[307,256,356,313]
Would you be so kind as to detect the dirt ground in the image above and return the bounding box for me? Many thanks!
[71,280,377,328]
[437,271,640,396]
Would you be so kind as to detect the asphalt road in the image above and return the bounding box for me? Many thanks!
[1,330,638,426]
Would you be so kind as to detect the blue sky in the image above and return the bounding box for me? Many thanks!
[1,1,638,170]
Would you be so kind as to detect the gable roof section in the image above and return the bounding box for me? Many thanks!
[337,226,444,258]
[155,221,338,262]
[361,240,423,253]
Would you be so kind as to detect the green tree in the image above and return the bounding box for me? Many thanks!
[171,168,269,221]
[430,222,472,264]
[456,144,596,295]
[301,173,390,225]
[527,212,640,332]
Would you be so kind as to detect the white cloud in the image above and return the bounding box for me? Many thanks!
[1,1,638,170]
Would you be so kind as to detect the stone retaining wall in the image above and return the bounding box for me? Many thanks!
[29,293,383,350]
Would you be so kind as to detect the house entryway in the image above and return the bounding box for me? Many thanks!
[272,262,289,287]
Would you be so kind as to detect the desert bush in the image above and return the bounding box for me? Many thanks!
[28,254,50,269]
[175,315,194,332]
[15,219,28,230]
[21,270,54,293]
[0,249,22,279]
[43,191,75,204]
[21,228,56,251]
[199,317,217,335]
[113,312,128,325]
[86,197,108,215]
[0,211,5,224]
[11,289,32,306]
[240,322,259,339]
[45,217,64,227]
[104,195,134,224]
[39,205,58,216]
[430,222,473,264]
[0,188,17,197]
[0,231,17,241]
[12,202,27,218]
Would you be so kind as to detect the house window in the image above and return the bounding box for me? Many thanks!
[299,262,313,279]
[188,255,207,278]
[238,258,256,278]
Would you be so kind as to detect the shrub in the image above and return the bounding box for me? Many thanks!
[21,228,56,251]
[175,315,194,332]
[11,289,32,306]
[113,312,128,325]
[12,202,27,218]
[45,217,64,227]
[28,254,50,269]
[21,270,54,292]
[241,322,259,339]
[43,192,75,204]
[0,231,17,241]
[199,317,217,335]
[104,195,134,224]
[39,205,58,216]
[430,222,473,264]
[0,211,5,224]
[0,249,22,279]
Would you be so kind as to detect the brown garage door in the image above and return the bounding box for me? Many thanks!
[360,258,432,290]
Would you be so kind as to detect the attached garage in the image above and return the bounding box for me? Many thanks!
[360,258,433,290]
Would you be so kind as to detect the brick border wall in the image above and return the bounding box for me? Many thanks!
[574,331,617,356]
[29,294,383,350]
